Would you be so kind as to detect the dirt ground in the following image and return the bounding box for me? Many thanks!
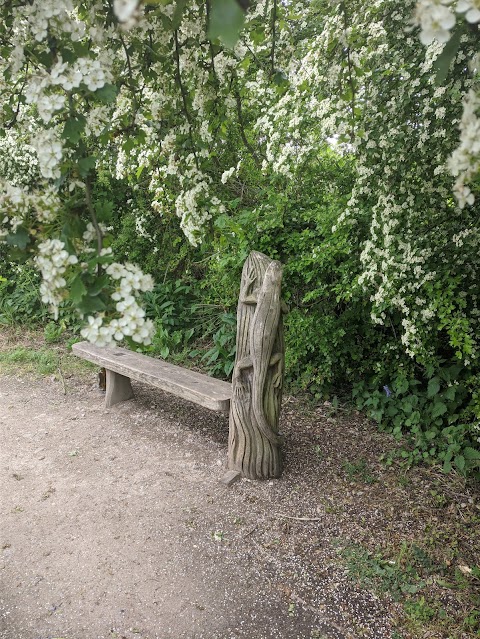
[0,369,478,639]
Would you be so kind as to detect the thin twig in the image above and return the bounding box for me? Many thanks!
[270,0,277,75]
[243,524,259,538]
[233,81,260,166]
[118,30,139,124]
[273,514,322,522]
[174,29,199,169]
[6,66,29,129]
[342,2,356,143]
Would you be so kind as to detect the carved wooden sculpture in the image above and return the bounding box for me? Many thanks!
[228,251,285,479]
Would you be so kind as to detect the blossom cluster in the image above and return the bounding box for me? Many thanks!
[0,180,60,241]
[448,89,480,207]
[17,0,85,45]
[0,132,39,188]
[80,263,154,347]
[415,0,480,44]
[0,0,478,385]
[414,0,480,206]
[31,129,64,180]
[35,239,78,318]
[113,0,143,28]
[289,0,480,372]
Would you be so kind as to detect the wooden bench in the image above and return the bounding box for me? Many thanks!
[72,251,285,480]
[72,341,232,412]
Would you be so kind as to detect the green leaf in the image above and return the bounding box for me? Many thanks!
[62,216,85,241]
[36,50,54,67]
[434,27,463,85]
[6,227,29,250]
[431,401,447,419]
[77,295,106,315]
[394,377,409,394]
[78,156,96,177]
[251,27,266,45]
[444,385,456,401]
[72,41,90,57]
[123,137,135,153]
[172,0,189,28]
[160,346,170,358]
[454,455,465,472]
[427,377,440,398]
[442,460,452,474]
[463,447,480,461]
[94,83,118,103]
[401,398,414,415]
[272,68,289,88]
[444,449,454,463]
[62,116,86,144]
[96,253,114,265]
[96,201,114,222]
[208,0,245,49]
[70,275,87,303]
[88,274,109,296]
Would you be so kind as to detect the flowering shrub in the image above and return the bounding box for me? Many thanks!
[0,0,479,471]
[414,0,480,207]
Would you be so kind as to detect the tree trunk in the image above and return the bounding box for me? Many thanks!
[227,251,285,479]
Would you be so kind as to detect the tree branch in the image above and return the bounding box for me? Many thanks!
[270,0,277,76]
[233,78,260,166]
[342,2,356,143]
[174,29,199,169]
[85,176,103,274]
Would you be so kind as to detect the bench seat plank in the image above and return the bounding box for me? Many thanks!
[72,341,231,412]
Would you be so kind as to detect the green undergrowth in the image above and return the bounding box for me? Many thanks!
[338,531,480,638]
[354,364,480,480]
[141,278,237,378]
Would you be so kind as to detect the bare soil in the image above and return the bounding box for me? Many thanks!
[0,354,478,639]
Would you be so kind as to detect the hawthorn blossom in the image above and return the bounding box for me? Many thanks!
[457,0,480,22]
[113,0,142,28]
[35,239,78,318]
[414,0,456,44]
[31,130,63,180]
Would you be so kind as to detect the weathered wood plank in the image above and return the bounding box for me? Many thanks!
[72,341,231,412]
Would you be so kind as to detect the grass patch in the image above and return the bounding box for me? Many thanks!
[0,346,94,377]
[342,457,378,484]
[339,540,480,638]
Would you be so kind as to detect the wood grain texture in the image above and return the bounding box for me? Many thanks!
[72,341,231,412]
[227,251,285,479]
[105,369,134,408]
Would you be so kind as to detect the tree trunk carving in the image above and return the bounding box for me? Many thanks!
[227,251,285,479]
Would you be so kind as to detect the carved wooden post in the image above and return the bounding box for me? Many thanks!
[227,251,285,479]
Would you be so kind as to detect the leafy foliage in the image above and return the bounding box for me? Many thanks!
[0,265,48,326]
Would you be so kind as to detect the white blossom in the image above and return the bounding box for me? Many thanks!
[456,0,480,23]
[414,0,456,44]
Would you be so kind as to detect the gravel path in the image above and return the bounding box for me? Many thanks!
[0,374,396,639]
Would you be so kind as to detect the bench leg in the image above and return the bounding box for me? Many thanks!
[105,369,134,408]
